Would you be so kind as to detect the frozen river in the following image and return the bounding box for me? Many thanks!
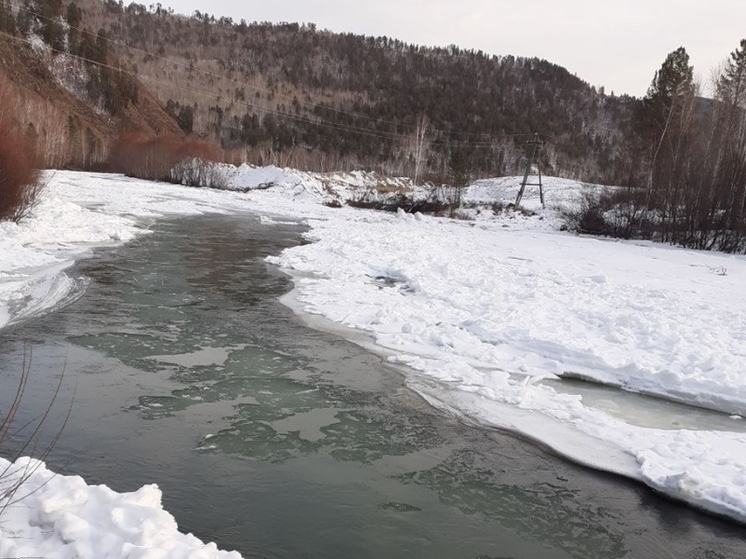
[1,214,744,559]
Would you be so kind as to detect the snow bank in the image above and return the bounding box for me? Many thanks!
[0,457,240,559]
[213,162,427,205]
[0,196,135,329]
[269,206,746,414]
[258,176,746,522]
[464,175,589,212]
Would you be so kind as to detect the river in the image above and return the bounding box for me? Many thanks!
[0,213,743,559]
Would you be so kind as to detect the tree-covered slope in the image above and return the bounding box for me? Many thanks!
[77,0,639,183]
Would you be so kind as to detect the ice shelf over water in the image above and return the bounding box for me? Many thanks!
[1,169,746,557]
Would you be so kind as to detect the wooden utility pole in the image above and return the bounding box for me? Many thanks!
[514,133,545,208]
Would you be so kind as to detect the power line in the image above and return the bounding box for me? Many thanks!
[5,2,546,144]
[0,31,420,143]
[8,2,435,134]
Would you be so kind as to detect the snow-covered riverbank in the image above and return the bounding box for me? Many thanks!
[258,170,746,522]
[2,168,746,557]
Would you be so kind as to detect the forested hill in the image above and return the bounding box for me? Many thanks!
[73,0,639,184]
[0,0,641,183]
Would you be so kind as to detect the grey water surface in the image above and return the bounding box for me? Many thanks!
[0,213,744,559]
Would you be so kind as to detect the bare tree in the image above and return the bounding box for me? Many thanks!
[410,114,431,184]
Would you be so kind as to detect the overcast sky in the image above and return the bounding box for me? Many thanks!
[164,0,746,98]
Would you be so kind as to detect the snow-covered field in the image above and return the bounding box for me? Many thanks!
[2,167,746,556]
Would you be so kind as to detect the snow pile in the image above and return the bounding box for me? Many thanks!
[212,162,428,205]
[221,164,303,191]
[207,162,573,218]
[0,457,240,559]
[269,207,746,416]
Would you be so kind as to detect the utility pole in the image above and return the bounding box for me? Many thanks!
[514,133,545,208]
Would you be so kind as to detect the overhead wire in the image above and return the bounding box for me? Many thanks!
[2,3,548,146]
[0,31,418,143]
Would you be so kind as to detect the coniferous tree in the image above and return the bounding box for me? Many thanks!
[643,47,694,130]
[66,3,82,52]
[637,47,696,197]
[95,28,109,63]
[177,105,194,133]
[15,1,32,35]
[35,0,65,51]
[717,39,746,108]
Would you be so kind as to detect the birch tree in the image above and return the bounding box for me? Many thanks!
[410,115,431,184]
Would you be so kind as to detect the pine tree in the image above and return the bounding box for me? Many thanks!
[638,47,696,196]
[95,29,109,63]
[644,47,694,126]
[66,3,82,52]
[15,1,31,35]
[638,47,696,151]
[177,105,194,133]
[718,39,746,108]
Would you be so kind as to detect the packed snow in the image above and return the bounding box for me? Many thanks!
[2,167,746,557]
[0,458,240,559]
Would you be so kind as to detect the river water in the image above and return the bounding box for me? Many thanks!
[1,214,744,559]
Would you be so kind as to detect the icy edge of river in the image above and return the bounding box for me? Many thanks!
[275,271,746,526]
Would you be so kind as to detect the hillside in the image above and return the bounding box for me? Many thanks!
[69,0,639,184]
[0,0,181,168]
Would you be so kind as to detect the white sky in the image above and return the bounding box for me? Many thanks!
[163,0,746,98]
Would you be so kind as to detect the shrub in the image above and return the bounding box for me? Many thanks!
[1,346,70,518]
[168,157,227,188]
[565,190,611,236]
[561,186,657,239]
[0,123,42,223]
[347,187,454,214]
[107,133,223,183]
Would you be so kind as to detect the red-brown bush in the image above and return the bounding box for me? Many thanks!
[107,133,223,182]
[0,122,42,223]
